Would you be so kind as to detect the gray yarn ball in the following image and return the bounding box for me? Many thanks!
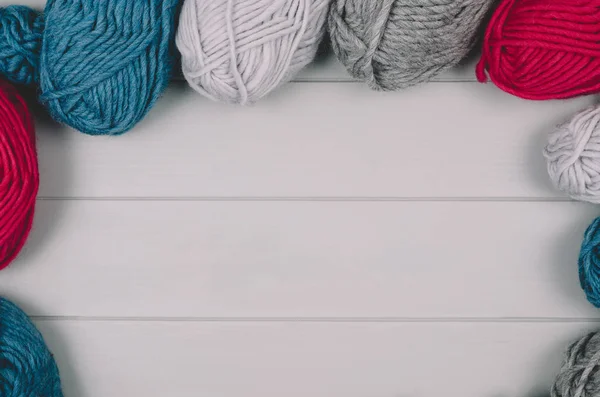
[552,331,600,397]
[328,0,495,91]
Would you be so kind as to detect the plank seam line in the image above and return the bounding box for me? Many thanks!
[288,79,478,84]
[35,197,573,202]
[169,76,479,84]
[171,76,479,84]
[30,316,600,323]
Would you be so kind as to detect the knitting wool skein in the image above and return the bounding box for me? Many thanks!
[544,106,600,204]
[0,1,179,135]
[578,217,600,308]
[477,0,600,100]
[0,80,38,271]
[176,0,330,105]
[0,298,63,397]
[552,331,600,397]
[328,0,494,91]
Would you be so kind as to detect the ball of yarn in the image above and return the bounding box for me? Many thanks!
[328,0,494,91]
[0,79,38,271]
[0,297,63,396]
[176,0,330,105]
[0,1,179,135]
[544,105,600,204]
[552,331,600,397]
[578,217,600,308]
[0,6,42,86]
[476,0,600,100]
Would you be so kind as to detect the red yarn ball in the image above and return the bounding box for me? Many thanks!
[0,79,38,270]
[476,0,600,100]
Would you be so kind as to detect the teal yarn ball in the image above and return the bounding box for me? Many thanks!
[0,6,42,86]
[579,217,600,307]
[0,0,180,135]
[0,298,63,396]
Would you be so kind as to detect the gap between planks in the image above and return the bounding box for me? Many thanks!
[30,316,600,323]
[35,196,573,202]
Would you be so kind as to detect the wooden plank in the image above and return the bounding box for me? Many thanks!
[2,200,597,318]
[32,319,597,397]
[34,82,591,199]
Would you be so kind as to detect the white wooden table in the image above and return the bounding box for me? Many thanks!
[0,2,598,395]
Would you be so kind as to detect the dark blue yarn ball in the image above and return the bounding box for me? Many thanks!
[0,0,180,135]
[0,298,63,397]
[579,217,600,307]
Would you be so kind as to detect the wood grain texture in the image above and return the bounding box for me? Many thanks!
[35,82,592,199]
[36,320,596,397]
[2,200,597,319]
[1,2,597,396]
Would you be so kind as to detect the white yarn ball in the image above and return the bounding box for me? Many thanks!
[176,0,330,105]
[544,105,600,203]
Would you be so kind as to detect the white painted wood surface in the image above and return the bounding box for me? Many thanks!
[1,200,598,319]
[1,1,600,396]
[34,82,593,199]
[33,320,598,397]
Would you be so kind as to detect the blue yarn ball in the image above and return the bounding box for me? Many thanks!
[0,0,179,135]
[0,298,63,397]
[579,217,600,307]
[0,6,42,86]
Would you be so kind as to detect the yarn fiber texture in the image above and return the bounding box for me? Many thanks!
[0,6,42,86]
[477,0,600,100]
[544,106,600,204]
[0,0,180,135]
[578,217,600,308]
[0,79,38,271]
[0,298,63,397]
[552,331,600,397]
[176,0,330,105]
[328,0,494,91]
